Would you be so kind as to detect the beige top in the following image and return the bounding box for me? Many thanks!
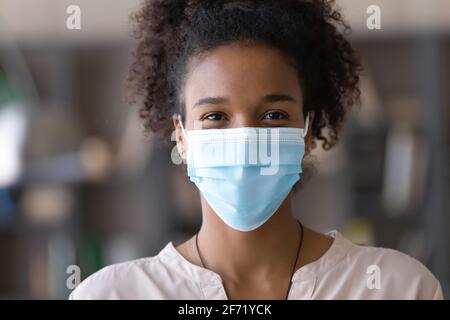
[69,231,443,300]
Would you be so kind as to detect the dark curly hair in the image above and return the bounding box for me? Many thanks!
[127,0,361,150]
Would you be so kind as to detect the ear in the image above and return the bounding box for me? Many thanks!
[172,114,188,161]
[304,111,315,154]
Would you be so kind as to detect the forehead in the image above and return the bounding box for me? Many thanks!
[184,43,302,104]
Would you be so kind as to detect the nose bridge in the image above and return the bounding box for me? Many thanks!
[232,107,259,128]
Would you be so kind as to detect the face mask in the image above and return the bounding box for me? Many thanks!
[178,114,310,232]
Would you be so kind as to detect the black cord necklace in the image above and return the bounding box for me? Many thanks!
[195,220,304,300]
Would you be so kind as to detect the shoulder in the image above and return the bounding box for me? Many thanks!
[69,251,168,299]
[336,234,443,299]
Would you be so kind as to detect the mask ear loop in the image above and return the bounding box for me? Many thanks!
[301,113,310,138]
[177,114,190,144]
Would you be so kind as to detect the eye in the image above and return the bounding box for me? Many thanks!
[202,112,227,121]
[262,111,289,121]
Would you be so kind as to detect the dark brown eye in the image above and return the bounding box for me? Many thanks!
[204,113,226,121]
[263,111,288,120]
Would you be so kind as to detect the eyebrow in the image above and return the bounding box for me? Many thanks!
[262,93,297,104]
[193,96,228,108]
[192,93,297,108]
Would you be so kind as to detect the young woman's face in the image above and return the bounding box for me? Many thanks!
[174,42,312,154]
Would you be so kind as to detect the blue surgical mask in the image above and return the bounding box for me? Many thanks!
[178,114,310,232]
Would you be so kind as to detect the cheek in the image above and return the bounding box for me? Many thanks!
[186,111,207,130]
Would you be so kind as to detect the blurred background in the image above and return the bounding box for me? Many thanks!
[0,0,448,299]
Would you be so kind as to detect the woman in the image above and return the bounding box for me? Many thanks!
[70,0,442,299]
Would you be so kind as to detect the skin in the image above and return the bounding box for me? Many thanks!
[172,41,333,300]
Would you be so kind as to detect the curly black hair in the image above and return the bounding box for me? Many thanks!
[127,0,361,150]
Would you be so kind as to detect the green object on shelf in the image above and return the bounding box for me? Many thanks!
[77,234,104,280]
[0,67,19,107]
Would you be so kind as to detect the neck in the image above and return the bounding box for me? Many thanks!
[197,193,302,284]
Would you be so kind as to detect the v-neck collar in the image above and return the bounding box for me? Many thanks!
[158,230,350,299]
